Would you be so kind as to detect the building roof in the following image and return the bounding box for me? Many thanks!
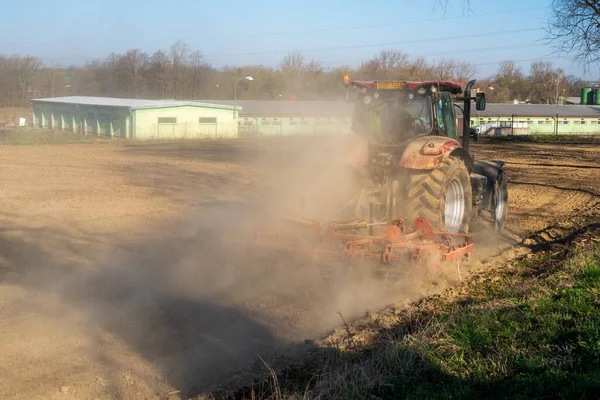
[565,96,581,105]
[204,100,355,117]
[31,96,240,111]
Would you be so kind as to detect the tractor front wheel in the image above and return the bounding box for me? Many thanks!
[403,156,473,234]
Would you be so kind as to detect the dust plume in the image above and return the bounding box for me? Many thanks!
[2,134,455,398]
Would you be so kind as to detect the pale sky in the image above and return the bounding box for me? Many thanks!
[1,0,596,79]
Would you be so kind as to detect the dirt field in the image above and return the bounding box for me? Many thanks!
[0,138,598,400]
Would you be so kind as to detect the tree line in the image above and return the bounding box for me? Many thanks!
[0,42,590,108]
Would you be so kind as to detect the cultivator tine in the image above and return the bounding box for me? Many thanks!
[234,214,475,285]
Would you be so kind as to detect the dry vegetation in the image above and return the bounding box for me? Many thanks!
[228,227,600,400]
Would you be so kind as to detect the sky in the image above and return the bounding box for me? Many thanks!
[1,0,597,80]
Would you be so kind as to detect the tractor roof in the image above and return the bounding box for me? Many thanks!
[348,80,464,95]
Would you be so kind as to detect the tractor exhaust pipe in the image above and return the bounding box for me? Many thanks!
[461,79,476,152]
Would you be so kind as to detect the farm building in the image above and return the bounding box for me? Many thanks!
[30,96,240,139]
[211,100,600,137]
[208,100,355,136]
[469,104,600,135]
[29,96,600,139]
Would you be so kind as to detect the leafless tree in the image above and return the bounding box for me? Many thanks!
[189,50,210,99]
[493,60,530,103]
[280,52,304,73]
[547,0,600,65]
[376,49,409,71]
[0,38,586,106]
[529,60,569,104]
[170,41,189,98]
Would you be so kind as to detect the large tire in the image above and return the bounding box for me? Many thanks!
[492,169,508,232]
[403,156,473,234]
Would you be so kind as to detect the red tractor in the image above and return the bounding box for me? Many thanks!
[342,77,508,235]
[235,77,508,281]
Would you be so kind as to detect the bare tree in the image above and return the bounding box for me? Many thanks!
[147,50,171,99]
[376,49,409,71]
[529,60,569,104]
[189,50,209,99]
[280,52,304,73]
[17,56,42,104]
[170,41,189,98]
[433,0,472,15]
[547,0,600,65]
[493,60,530,102]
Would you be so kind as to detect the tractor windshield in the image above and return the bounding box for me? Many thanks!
[351,91,433,144]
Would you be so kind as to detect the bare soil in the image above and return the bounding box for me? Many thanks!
[0,138,598,400]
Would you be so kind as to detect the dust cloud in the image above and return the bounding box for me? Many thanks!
[4,134,458,398]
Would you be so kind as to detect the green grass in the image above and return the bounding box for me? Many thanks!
[231,240,600,400]
[0,128,124,145]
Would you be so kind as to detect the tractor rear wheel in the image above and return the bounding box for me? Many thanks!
[403,156,472,234]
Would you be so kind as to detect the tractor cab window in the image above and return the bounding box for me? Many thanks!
[352,91,432,143]
[437,92,458,139]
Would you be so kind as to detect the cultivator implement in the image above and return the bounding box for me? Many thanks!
[237,215,474,282]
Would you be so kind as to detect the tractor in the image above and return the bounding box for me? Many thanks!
[231,77,508,283]
[341,76,508,235]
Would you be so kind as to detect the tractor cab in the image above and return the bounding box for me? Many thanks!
[344,75,486,148]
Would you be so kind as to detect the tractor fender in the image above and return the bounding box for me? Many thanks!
[397,136,473,171]
[472,160,506,211]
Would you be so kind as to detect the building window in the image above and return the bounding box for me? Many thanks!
[87,112,94,119]
[272,118,281,126]
[316,118,327,125]
[537,121,544,124]
[545,121,552,125]
[300,118,309,125]
[581,120,587,125]
[328,118,336,125]
[592,121,597,125]
[158,117,177,124]
[199,117,217,124]
[261,118,269,125]
[574,121,580,125]
[527,121,533,126]
[290,118,298,126]
[563,121,569,125]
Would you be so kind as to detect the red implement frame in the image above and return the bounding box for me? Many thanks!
[247,216,473,269]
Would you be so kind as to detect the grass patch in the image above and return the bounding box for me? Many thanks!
[0,128,123,145]
[228,237,600,400]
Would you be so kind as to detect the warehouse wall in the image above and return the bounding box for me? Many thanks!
[471,116,600,135]
[237,115,353,136]
[133,105,237,139]
[32,102,131,137]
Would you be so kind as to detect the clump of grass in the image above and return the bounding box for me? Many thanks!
[229,238,600,400]
[0,128,122,145]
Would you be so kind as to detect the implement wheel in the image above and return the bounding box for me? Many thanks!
[492,169,508,232]
[404,156,473,234]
